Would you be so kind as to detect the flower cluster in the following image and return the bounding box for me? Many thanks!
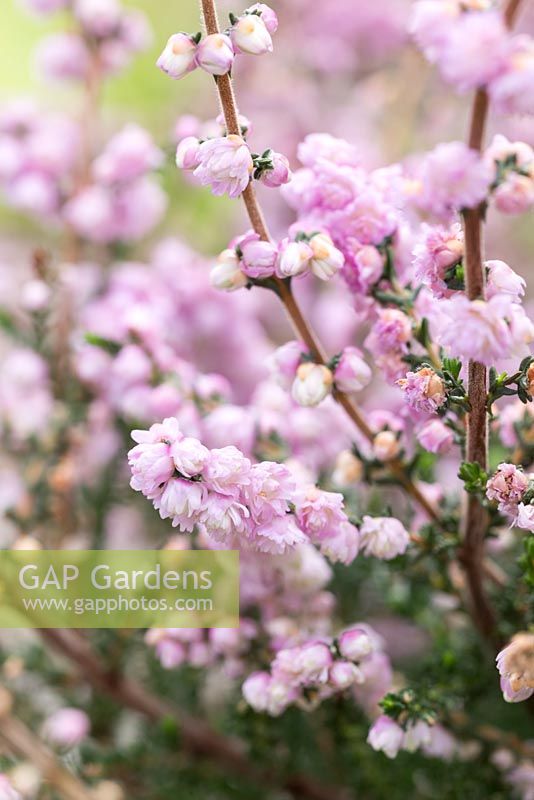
[411,0,534,115]
[367,715,455,760]
[157,4,277,80]
[128,417,362,561]
[243,624,392,716]
[211,228,344,289]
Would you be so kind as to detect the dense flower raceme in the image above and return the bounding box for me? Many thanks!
[128,416,372,563]
[411,0,534,114]
[157,4,277,80]
[242,624,393,716]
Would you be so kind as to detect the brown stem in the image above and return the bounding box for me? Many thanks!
[0,690,95,800]
[460,0,524,642]
[199,0,440,524]
[41,629,352,800]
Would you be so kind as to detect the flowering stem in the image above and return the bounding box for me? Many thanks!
[460,0,524,642]
[41,629,353,800]
[199,0,439,524]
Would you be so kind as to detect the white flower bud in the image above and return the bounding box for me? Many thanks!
[291,363,333,407]
[210,249,247,292]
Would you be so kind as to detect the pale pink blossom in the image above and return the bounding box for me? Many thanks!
[175,136,202,170]
[319,521,360,565]
[295,485,347,541]
[240,238,278,278]
[486,463,528,515]
[267,340,307,387]
[515,503,534,533]
[328,660,363,690]
[486,259,525,301]
[211,249,248,291]
[494,173,534,215]
[292,363,334,407]
[412,223,464,297]
[364,309,412,357]
[259,151,291,188]
[367,715,404,758]
[308,233,344,280]
[194,135,253,198]
[155,477,207,531]
[338,627,374,661]
[418,142,493,218]
[245,3,278,34]
[397,367,446,414]
[360,515,410,560]
[277,239,313,278]
[497,633,534,703]
[93,124,163,184]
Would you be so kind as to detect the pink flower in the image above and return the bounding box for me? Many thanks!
[418,142,493,218]
[493,173,534,215]
[35,33,90,81]
[496,633,534,703]
[412,223,464,297]
[196,33,234,76]
[489,37,534,116]
[242,671,272,711]
[252,515,308,554]
[273,641,333,686]
[344,243,385,293]
[319,521,360,565]
[514,503,534,533]
[155,477,207,531]
[194,135,253,198]
[403,720,432,753]
[364,309,412,357]
[486,259,525,301]
[308,233,344,280]
[243,462,295,524]
[128,418,181,498]
[329,660,363,690]
[245,4,278,34]
[93,124,163,184]
[259,151,291,188]
[360,515,410,560]
[295,485,347,541]
[292,363,334,407]
[397,367,446,414]
[73,0,121,37]
[63,185,115,242]
[240,238,278,278]
[433,295,516,365]
[200,494,251,543]
[175,136,202,170]
[410,1,459,63]
[437,11,510,92]
[44,708,90,749]
[334,347,371,393]
[373,430,400,462]
[203,446,251,496]
[417,419,454,454]
[367,715,404,758]
[171,437,210,478]
[297,133,360,168]
[267,340,308,387]
[231,13,273,56]
[211,249,248,292]
[486,463,528,515]
[277,239,313,278]
[157,33,198,80]
[338,627,374,661]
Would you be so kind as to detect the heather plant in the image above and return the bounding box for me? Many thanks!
[0,1,533,799]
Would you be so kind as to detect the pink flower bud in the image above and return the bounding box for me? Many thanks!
[196,33,234,76]
[277,240,313,278]
[73,0,121,38]
[417,419,454,454]
[334,347,372,393]
[259,152,291,188]
[486,259,525,300]
[157,33,198,80]
[44,708,90,749]
[291,363,333,407]
[373,430,400,462]
[176,136,201,170]
[493,173,534,215]
[245,4,278,34]
[267,340,308,387]
[329,660,363,690]
[35,33,90,82]
[241,239,278,278]
[210,249,248,292]
[338,627,374,661]
[308,233,344,280]
[231,13,273,56]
